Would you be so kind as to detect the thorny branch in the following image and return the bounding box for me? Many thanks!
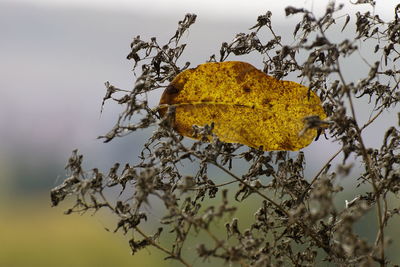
[51,3,400,266]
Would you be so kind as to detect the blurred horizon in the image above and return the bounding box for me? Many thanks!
[1,0,399,266]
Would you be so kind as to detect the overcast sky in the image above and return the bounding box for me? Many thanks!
[1,0,399,192]
[6,0,400,21]
[1,0,398,150]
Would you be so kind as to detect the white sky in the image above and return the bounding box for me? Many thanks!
[1,0,398,153]
[7,0,400,21]
[1,0,398,182]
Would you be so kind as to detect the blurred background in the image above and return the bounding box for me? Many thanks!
[1,0,399,266]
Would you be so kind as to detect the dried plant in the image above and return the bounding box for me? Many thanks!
[51,2,400,266]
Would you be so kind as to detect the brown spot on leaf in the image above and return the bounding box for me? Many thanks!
[165,84,179,95]
[263,98,272,108]
[279,136,295,150]
[159,83,183,117]
[232,62,254,83]
[263,114,272,121]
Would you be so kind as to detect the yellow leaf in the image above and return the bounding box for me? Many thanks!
[159,61,326,151]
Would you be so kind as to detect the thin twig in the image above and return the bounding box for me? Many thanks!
[134,227,192,267]
[336,60,385,266]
